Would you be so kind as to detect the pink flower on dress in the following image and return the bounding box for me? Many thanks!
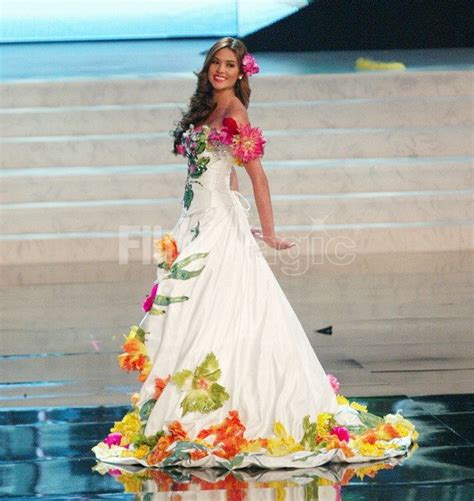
[142,282,159,312]
[103,432,123,448]
[231,122,266,165]
[208,130,221,142]
[241,53,260,77]
[208,117,239,147]
[330,426,350,442]
[108,469,123,477]
[327,373,340,393]
[176,143,186,156]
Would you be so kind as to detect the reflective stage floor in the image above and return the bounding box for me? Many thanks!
[1,395,473,498]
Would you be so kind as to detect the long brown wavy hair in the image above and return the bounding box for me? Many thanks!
[170,37,252,155]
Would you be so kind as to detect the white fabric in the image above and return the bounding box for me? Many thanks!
[138,149,340,443]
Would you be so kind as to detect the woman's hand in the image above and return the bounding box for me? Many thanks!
[250,227,296,250]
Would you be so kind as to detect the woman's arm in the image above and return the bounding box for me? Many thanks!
[227,105,295,250]
[243,158,274,238]
[230,166,239,191]
[243,157,295,250]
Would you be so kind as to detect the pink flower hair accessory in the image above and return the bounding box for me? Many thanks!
[241,53,260,77]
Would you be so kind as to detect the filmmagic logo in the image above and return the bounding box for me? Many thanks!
[117,211,357,273]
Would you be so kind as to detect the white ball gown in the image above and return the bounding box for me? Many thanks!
[92,117,417,470]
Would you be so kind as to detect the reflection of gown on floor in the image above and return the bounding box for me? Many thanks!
[92,120,417,469]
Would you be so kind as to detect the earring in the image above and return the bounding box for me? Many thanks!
[238,76,243,80]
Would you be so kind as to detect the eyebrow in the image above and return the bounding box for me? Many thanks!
[213,57,236,63]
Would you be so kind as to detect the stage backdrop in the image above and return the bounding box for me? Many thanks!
[0,0,310,43]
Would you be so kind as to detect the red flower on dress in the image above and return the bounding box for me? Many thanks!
[222,117,239,136]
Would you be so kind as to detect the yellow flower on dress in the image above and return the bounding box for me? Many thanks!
[375,423,401,441]
[384,413,418,440]
[266,421,304,456]
[122,444,150,459]
[358,441,385,457]
[350,401,368,413]
[336,394,349,405]
[111,411,141,446]
[316,413,333,438]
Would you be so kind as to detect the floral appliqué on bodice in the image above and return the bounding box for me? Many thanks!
[176,117,266,210]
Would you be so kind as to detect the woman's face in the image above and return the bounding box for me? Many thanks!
[208,47,242,92]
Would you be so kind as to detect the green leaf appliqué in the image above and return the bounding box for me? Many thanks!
[171,352,230,417]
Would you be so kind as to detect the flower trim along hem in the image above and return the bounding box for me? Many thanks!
[92,403,418,470]
[92,373,418,471]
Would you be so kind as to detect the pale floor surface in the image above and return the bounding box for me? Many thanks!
[0,250,473,408]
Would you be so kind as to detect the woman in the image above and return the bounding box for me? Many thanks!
[93,37,417,470]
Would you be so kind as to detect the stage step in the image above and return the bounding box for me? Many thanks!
[2,96,473,137]
[1,190,472,235]
[1,125,472,169]
[1,157,471,204]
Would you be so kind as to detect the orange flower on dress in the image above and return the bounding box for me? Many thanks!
[117,328,151,382]
[196,410,250,460]
[189,448,208,461]
[360,430,378,445]
[153,375,171,400]
[153,233,178,270]
[168,420,189,442]
[325,435,355,458]
[376,423,401,441]
[147,435,174,465]
[147,421,189,466]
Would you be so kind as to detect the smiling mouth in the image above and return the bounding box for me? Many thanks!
[214,75,226,81]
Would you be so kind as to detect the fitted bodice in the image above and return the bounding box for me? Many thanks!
[177,120,263,217]
[180,145,247,217]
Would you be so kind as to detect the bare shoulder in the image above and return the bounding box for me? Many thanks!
[226,99,250,125]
